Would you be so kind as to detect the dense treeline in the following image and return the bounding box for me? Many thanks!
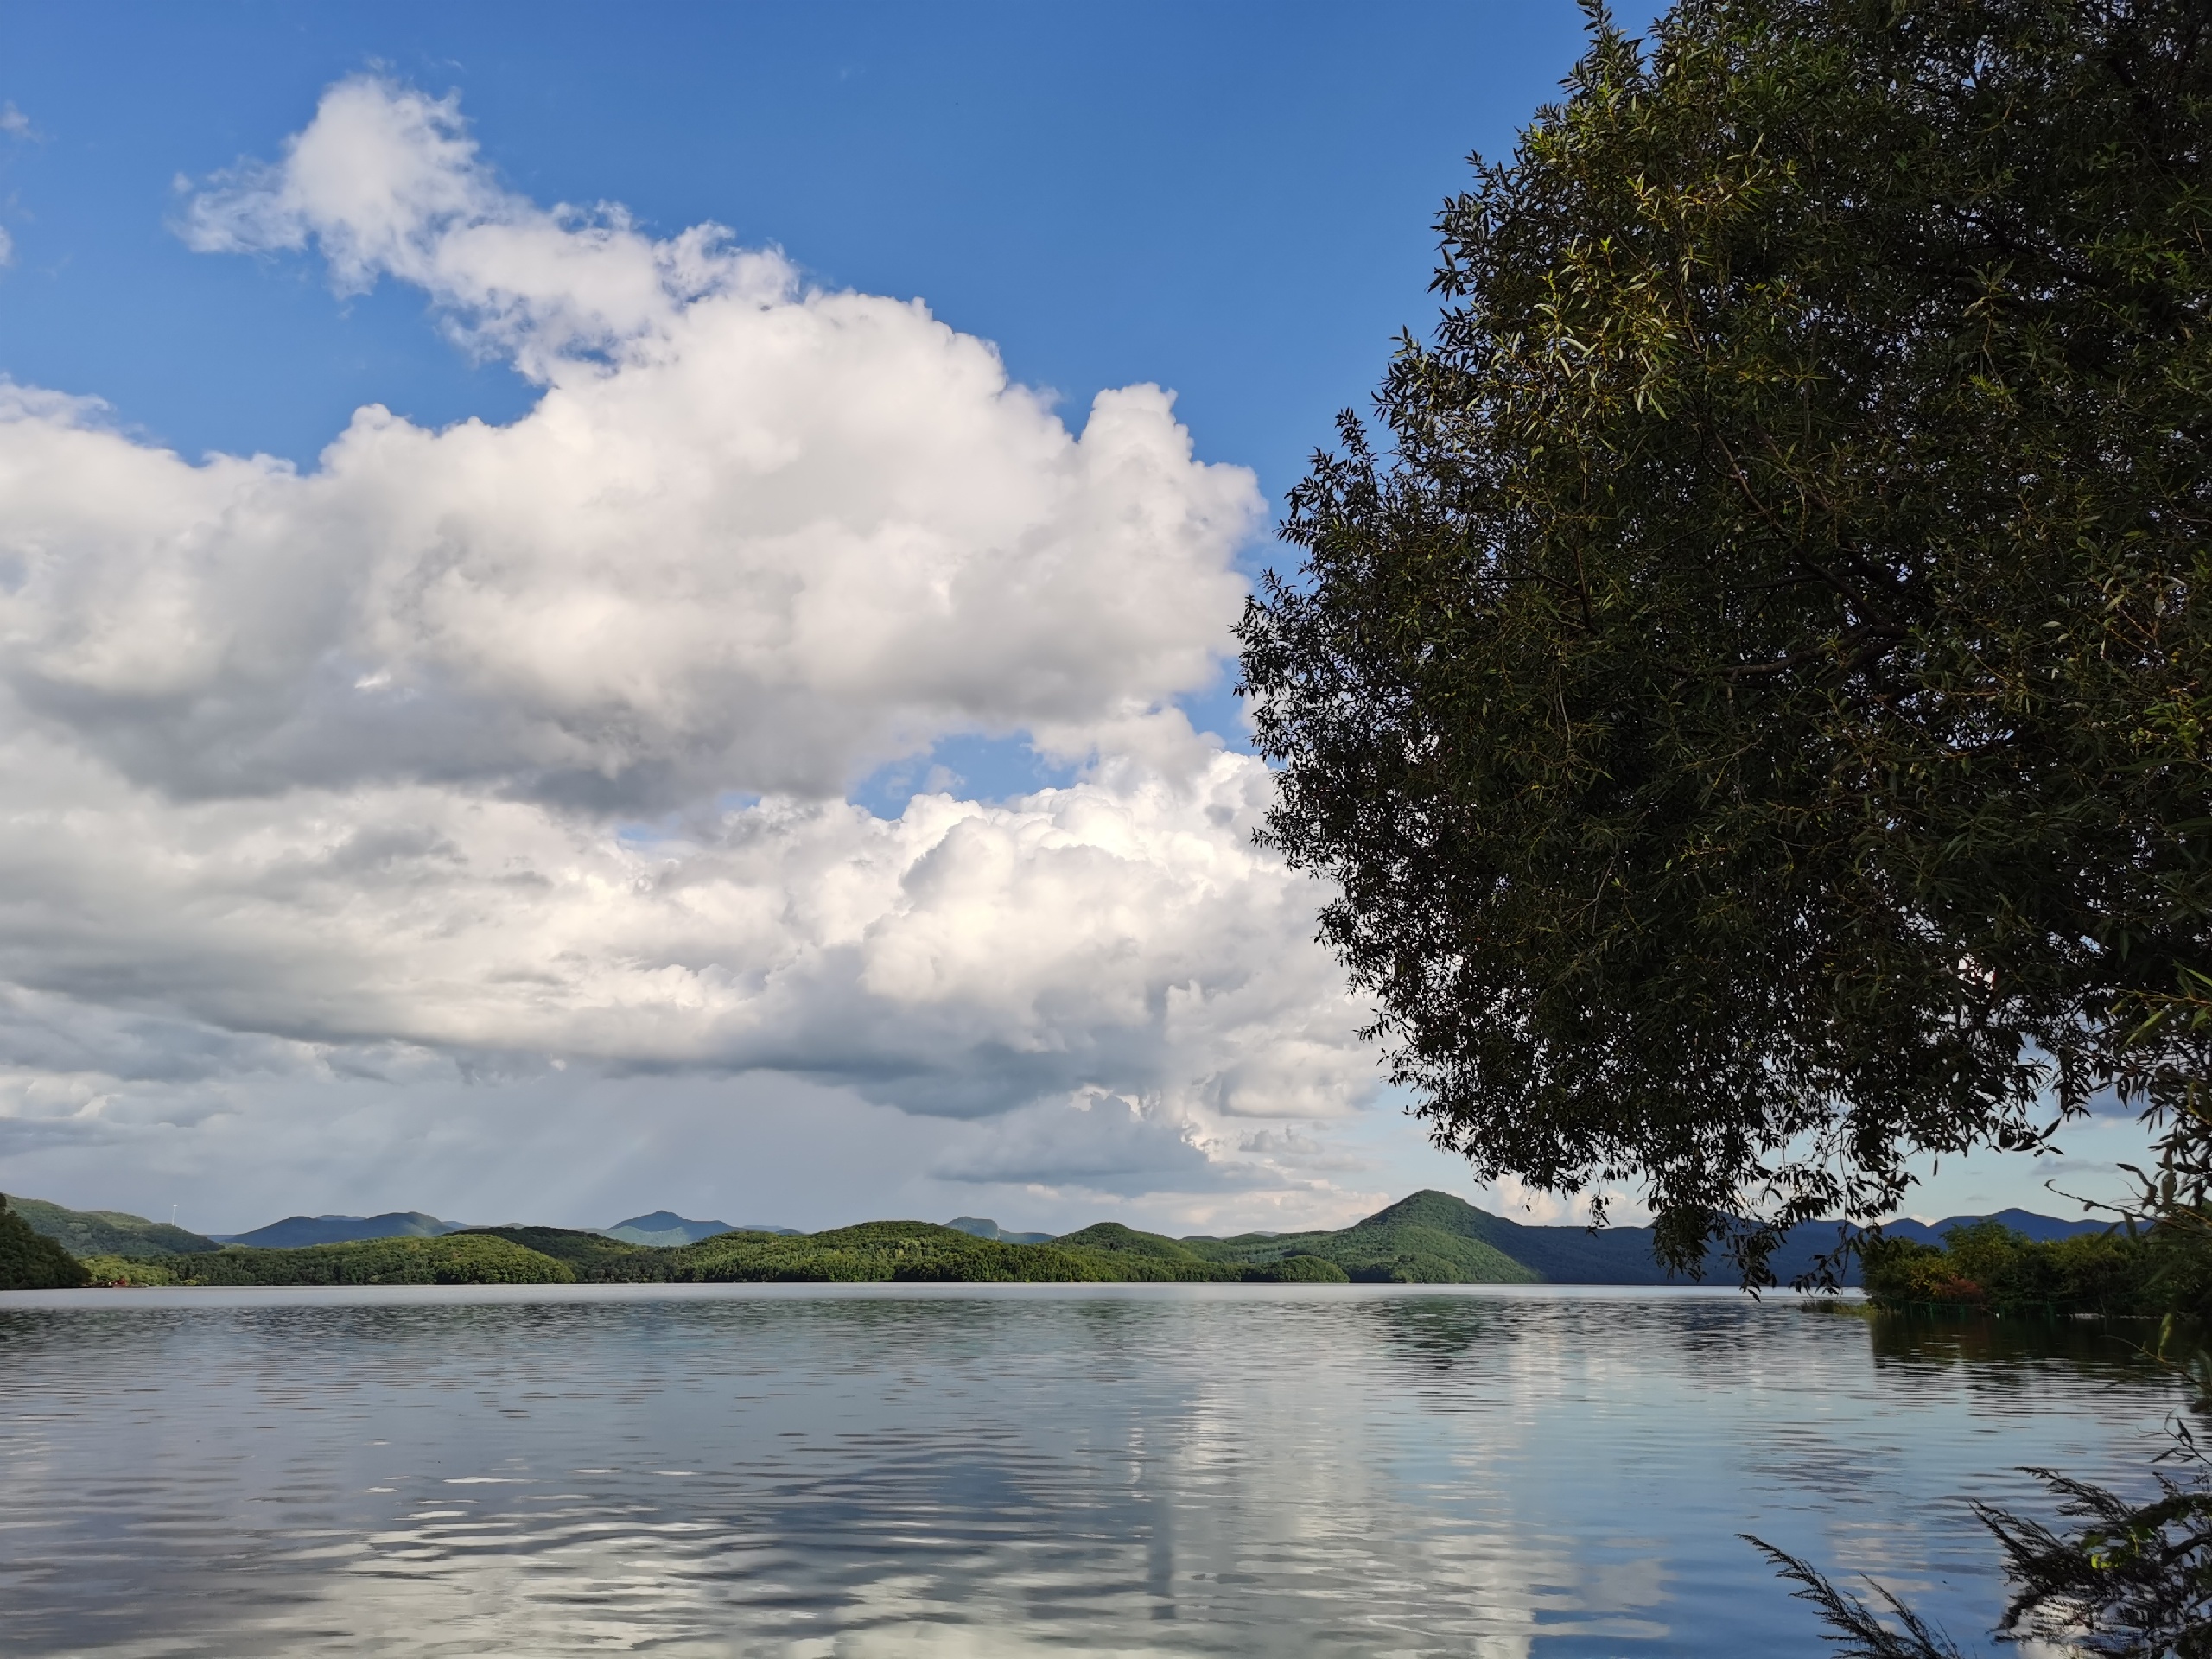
[54,1218,1378,1288]
[79,1233,575,1287]
[60,1222,1357,1288]
[672,1224,1137,1283]
[466,1223,1131,1283]
[460,1227,666,1281]
[474,1223,1355,1284]
[1025,1223,1353,1282]
[13,1188,1582,1288]
[39,1191,1573,1288]
[41,1186,2069,1289]
[1862,1220,2212,1322]
[0,1197,89,1290]
[48,1191,2196,1300]
[1057,1198,1521,1283]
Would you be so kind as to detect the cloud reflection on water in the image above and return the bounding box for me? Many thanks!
[0,1287,2180,1656]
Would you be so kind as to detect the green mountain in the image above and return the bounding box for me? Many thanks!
[6,1191,1643,1288]
[664,1222,1133,1283]
[476,1221,1351,1284]
[1054,1220,1235,1278]
[1071,1192,1544,1285]
[1332,1191,1660,1284]
[946,1217,1058,1245]
[11,1196,219,1258]
[599,1211,734,1247]
[466,1226,672,1281]
[80,1233,574,1287]
[214,1212,463,1248]
[0,1197,91,1289]
[594,1211,804,1245]
[16,1185,2116,1293]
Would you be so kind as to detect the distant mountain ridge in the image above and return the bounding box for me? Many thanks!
[1068,1192,1542,1284]
[601,1211,741,1247]
[946,1217,1057,1244]
[210,1212,465,1249]
[600,1211,803,1243]
[8,1190,2109,1287]
[1068,1191,2105,1287]
[1881,1208,2107,1246]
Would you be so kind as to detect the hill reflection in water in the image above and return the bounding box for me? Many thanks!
[0,1284,2185,1656]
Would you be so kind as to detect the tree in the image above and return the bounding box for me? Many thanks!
[1237,0,2210,1282]
[0,1195,91,1291]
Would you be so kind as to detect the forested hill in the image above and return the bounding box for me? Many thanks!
[1074,1191,1846,1287]
[10,1188,2106,1288]
[213,1212,463,1249]
[1064,1191,1541,1284]
[1204,1190,2101,1287]
[9,1197,219,1258]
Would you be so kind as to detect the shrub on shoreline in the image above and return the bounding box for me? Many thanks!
[1861,1222,2158,1318]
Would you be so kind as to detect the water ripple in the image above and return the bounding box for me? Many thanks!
[0,1285,2181,1656]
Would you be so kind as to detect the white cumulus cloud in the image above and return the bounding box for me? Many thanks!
[0,76,1401,1227]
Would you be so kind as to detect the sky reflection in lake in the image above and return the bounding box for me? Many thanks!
[0,1285,2182,1656]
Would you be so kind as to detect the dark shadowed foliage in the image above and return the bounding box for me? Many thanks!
[0,1196,90,1291]
[1754,1428,2212,1656]
[1861,1220,2157,1318]
[461,1227,675,1281]
[1236,0,2211,1645]
[1236,0,2211,1287]
[213,1212,463,1249]
[175,1234,575,1287]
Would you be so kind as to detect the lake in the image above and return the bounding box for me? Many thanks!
[0,1283,2184,1656]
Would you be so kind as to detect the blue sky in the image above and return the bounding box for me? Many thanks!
[0,1,2133,1236]
[0,2,1586,507]
[0,1,1613,804]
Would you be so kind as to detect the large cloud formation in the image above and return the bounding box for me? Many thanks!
[0,79,1394,1227]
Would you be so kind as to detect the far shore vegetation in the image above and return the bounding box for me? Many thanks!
[16,1192,2212,1332]
[22,1190,1615,1291]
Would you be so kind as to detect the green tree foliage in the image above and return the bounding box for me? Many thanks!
[1236,0,2212,1282]
[461,1226,675,1282]
[1304,1191,1547,1282]
[1065,1192,1541,1282]
[1756,1433,2212,1656]
[9,1196,219,1257]
[1220,1192,1541,1283]
[1861,1220,2152,1316]
[175,1234,575,1286]
[1238,1255,1354,1283]
[77,1256,186,1282]
[1049,1222,1246,1279]
[661,1222,1130,1283]
[1051,1223,1363,1281]
[75,1254,181,1287]
[26,1193,1591,1290]
[0,1195,90,1290]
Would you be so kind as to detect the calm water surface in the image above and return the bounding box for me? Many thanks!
[0,1284,2185,1656]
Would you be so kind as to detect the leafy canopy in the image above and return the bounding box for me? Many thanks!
[0,1196,89,1291]
[1237,0,2211,1279]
